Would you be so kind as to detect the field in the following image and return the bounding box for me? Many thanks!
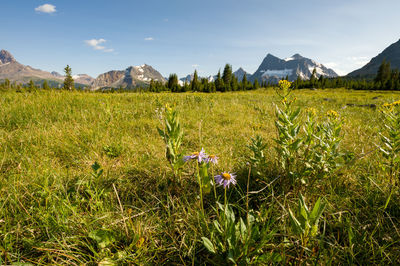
[1,88,400,264]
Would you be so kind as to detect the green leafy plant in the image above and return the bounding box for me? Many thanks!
[202,203,276,265]
[288,194,326,247]
[76,162,107,211]
[157,104,185,182]
[103,144,122,158]
[274,80,303,185]
[378,101,400,185]
[248,135,268,178]
[302,109,344,185]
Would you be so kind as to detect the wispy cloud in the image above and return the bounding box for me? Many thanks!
[322,56,371,76]
[35,4,56,14]
[84,39,114,52]
[347,56,370,67]
[192,64,199,68]
[144,37,154,41]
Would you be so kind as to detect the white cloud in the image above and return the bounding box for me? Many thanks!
[35,4,56,14]
[84,39,114,52]
[144,37,154,41]
[192,64,199,68]
[347,56,370,67]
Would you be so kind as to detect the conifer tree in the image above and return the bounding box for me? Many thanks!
[230,76,239,91]
[191,70,200,91]
[63,65,75,90]
[253,79,260,90]
[241,74,248,90]
[375,60,391,86]
[42,80,50,90]
[310,68,317,87]
[168,73,179,92]
[222,64,232,91]
[28,80,36,90]
[215,70,224,92]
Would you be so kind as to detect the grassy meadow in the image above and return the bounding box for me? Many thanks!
[1,88,400,264]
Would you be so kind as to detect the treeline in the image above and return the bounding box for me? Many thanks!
[2,61,400,92]
[149,64,260,93]
[0,79,53,92]
[286,60,400,91]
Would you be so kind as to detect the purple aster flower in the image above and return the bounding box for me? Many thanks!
[183,148,207,163]
[205,155,218,165]
[214,172,237,189]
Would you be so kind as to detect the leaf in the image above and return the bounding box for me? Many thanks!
[89,229,116,249]
[91,161,101,172]
[288,209,303,235]
[201,237,216,254]
[310,197,326,223]
[240,218,247,239]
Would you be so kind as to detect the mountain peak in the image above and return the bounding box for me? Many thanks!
[0,50,16,64]
[252,53,338,83]
[265,53,280,59]
[291,53,304,59]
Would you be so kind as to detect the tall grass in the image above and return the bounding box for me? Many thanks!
[1,88,400,264]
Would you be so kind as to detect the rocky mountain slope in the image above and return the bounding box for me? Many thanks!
[0,50,62,83]
[251,53,338,83]
[0,49,94,86]
[92,64,166,89]
[347,39,400,77]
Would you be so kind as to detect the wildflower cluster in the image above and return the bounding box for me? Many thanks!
[305,107,317,117]
[381,99,400,112]
[183,148,236,190]
[275,80,293,99]
[183,148,218,165]
[326,110,339,120]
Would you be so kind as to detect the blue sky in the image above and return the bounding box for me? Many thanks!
[1,0,400,78]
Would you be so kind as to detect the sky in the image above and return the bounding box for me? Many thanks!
[1,0,400,78]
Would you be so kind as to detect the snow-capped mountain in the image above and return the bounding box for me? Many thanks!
[251,53,338,83]
[179,73,216,83]
[92,64,166,89]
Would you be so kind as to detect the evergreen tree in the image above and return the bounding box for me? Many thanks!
[28,80,36,90]
[241,74,248,90]
[222,64,232,91]
[63,65,75,90]
[168,73,179,92]
[375,60,391,86]
[191,70,200,91]
[42,80,50,90]
[4,79,10,90]
[215,70,224,92]
[253,79,260,90]
[310,68,317,87]
[230,76,239,91]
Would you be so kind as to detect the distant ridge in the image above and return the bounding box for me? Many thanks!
[347,39,400,77]
[0,49,94,86]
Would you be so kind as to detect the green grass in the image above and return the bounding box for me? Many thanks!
[1,88,400,264]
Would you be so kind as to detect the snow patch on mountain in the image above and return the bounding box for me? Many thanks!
[261,69,293,78]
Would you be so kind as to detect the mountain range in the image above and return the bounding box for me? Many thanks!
[2,38,400,89]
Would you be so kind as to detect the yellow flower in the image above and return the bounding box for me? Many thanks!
[305,107,317,117]
[326,110,339,119]
[278,80,292,90]
[392,100,400,106]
